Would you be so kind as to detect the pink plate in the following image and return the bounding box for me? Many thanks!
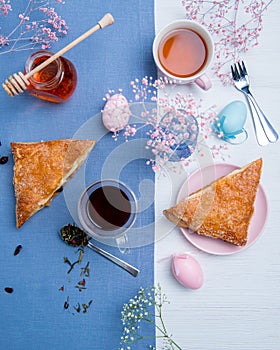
[177,163,268,255]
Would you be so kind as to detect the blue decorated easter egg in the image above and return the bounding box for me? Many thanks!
[218,100,247,134]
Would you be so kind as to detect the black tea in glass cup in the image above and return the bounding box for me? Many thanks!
[78,179,137,251]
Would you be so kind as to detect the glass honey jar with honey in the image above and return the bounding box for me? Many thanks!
[24,50,77,103]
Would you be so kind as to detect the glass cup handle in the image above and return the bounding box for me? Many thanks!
[116,234,130,254]
[195,73,212,90]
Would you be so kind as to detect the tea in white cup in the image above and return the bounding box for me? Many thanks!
[153,20,214,90]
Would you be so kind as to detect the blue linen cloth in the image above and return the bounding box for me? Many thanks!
[0,1,156,349]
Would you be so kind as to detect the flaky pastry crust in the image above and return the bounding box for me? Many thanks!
[163,159,262,246]
[11,139,96,228]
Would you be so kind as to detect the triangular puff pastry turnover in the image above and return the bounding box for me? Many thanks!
[11,139,96,228]
[163,159,262,246]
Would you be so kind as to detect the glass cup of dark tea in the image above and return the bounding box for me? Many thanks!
[78,179,137,253]
[153,20,214,90]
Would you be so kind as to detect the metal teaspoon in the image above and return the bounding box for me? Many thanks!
[59,224,139,277]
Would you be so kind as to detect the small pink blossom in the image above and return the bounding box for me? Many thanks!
[105,77,230,172]
[1,0,12,16]
[0,0,68,55]
[0,34,8,46]
[182,0,273,84]
[142,77,149,86]
[19,14,30,22]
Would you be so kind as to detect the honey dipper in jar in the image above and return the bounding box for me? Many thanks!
[2,13,114,102]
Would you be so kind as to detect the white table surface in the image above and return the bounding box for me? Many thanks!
[154,1,280,349]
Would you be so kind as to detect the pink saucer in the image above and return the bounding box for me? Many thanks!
[177,163,268,255]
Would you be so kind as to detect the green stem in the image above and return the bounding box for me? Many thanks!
[142,316,183,350]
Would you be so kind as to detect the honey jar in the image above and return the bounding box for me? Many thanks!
[24,50,77,103]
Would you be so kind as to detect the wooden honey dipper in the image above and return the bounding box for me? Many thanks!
[2,13,114,97]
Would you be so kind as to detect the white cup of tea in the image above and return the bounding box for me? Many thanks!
[153,20,214,90]
[77,179,137,253]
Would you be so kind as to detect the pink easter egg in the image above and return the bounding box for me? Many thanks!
[171,254,203,289]
[102,94,131,132]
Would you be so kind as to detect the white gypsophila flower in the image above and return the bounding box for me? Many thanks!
[119,285,183,350]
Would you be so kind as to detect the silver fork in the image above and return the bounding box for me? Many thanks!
[231,61,278,146]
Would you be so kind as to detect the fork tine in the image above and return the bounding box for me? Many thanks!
[241,61,247,75]
[234,63,241,79]
[238,62,245,77]
[230,65,235,79]
[231,64,240,80]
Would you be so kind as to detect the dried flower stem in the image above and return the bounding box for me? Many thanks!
[119,285,183,350]
[0,0,68,55]
[105,77,230,172]
[182,0,275,84]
